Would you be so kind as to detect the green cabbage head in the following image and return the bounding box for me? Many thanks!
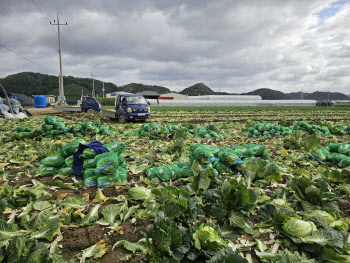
[329,220,349,232]
[193,225,227,250]
[283,219,317,238]
[128,187,151,200]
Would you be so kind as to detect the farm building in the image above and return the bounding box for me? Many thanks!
[160,93,187,100]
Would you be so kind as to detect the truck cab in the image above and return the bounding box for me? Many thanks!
[115,94,150,122]
[81,96,101,113]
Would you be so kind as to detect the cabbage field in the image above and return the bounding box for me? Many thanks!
[1,107,350,262]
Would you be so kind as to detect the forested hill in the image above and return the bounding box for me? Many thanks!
[0,72,170,100]
[0,72,118,100]
[242,88,350,100]
[1,72,348,100]
[180,83,215,96]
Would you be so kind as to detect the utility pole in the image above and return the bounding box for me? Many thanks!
[102,82,105,98]
[90,72,96,97]
[50,13,67,105]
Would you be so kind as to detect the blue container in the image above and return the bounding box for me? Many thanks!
[34,95,47,108]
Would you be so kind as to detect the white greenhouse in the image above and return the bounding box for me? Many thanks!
[148,99,317,107]
[187,95,262,100]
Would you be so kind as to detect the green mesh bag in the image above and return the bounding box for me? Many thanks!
[259,151,270,160]
[124,132,137,137]
[59,166,74,175]
[213,161,231,175]
[38,166,60,176]
[95,166,127,187]
[330,153,346,165]
[95,152,119,175]
[98,125,109,135]
[40,154,65,168]
[42,124,54,131]
[246,144,266,156]
[64,132,74,137]
[338,156,350,168]
[232,147,252,158]
[118,155,127,168]
[14,132,31,140]
[108,130,116,136]
[321,126,331,135]
[16,127,32,132]
[44,116,57,124]
[296,121,312,130]
[218,151,239,166]
[330,153,350,168]
[207,130,220,138]
[83,158,96,169]
[116,166,128,180]
[70,125,81,134]
[83,169,96,186]
[96,174,116,187]
[52,121,65,130]
[81,148,97,159]
[106,142,126,154]
[65,156,74,166]
[189,144,214,164]
[339,144,350,156]
[311,148,331,162]
[175,162,193,177]
[61,139,87,157]
[146,164,183,182]
[85,126,99,135]
[49,130,65,136]
[81,121,93,129]
[326,143,342,153]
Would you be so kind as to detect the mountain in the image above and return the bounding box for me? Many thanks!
[0,72,171,100]
[305,91,349,100]
[287,91,349,100]
[241,88,292,100]
[120,83,171,94]
[1,72,349,101]
[180,83,215,96]
[0,72,118,100]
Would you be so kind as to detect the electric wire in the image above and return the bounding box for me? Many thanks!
[0,1,42,40]
[0,43,50,71]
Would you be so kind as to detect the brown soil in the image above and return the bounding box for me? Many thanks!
[61,218,153,262]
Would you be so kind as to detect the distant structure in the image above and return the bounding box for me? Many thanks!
[43,95,56,106]
[187,95,262,100]
[138,90,160,100]
[160,92,187,100]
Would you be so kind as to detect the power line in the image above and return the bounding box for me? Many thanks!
[0,1,41,40]
[0,51,54,63]
[37,0,54,19]
[0,43,49,71]
[67,24,86,64]
[31,0,51,22]
[48,0,85,65]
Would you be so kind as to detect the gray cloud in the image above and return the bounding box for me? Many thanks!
[0,0,349,94]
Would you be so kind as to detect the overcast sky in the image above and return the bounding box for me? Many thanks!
[0,0,349,93]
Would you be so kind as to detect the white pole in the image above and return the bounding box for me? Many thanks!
[57,13,64,103]
[51,13,67,104]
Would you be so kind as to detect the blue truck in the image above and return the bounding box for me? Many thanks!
[102,94,150,122]
[54,96,101,113]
